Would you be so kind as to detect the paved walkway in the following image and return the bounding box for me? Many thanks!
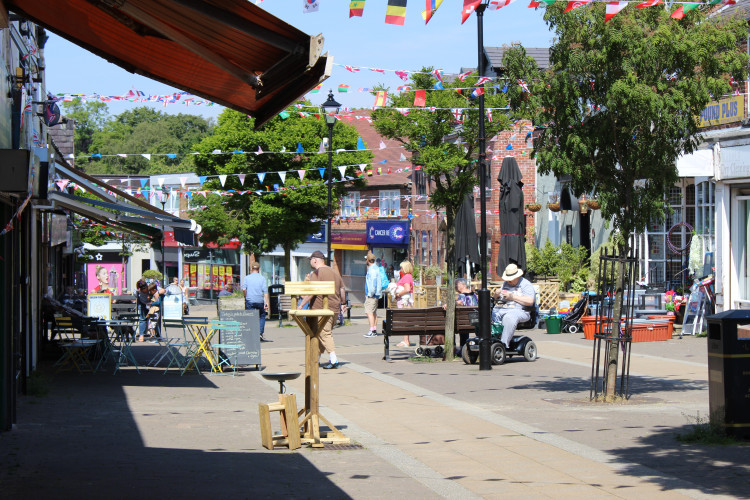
[1,305,747,499]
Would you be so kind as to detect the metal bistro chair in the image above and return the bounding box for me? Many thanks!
[181,317,212,375]
[210,320,243,376]
[107,319,140,375]
[161,319,196,374]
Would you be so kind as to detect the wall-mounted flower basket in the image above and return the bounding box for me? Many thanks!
[526,203,542,212]
[548,202,561,212]
[586,199,600,210]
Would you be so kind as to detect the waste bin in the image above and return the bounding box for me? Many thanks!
[268,284,284,320]
[706,309,750,439]
[545,316,562,334]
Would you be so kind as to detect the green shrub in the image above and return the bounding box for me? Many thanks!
[141,269,163,281]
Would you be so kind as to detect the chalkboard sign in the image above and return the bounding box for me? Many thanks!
[218,309,261,368]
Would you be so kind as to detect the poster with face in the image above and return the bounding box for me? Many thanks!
[87,262,120,295]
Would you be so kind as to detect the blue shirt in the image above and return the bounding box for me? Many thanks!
[365,263,381,298]
[242,273,267,303]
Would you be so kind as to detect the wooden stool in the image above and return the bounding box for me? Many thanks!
[258,393,301,450]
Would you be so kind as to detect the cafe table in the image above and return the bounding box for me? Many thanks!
[182,318,220,375]
[284,281,349,448]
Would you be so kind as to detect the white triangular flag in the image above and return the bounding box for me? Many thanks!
[379,140,386,150]
[278,171,287,184]
[219,175,227,186]
[157,177,165,187]
[297,170,305,179]
[359,164,367,172]
[180,177,187,189]
[400,153,407,161]
[255,146,263,155]
[318,141,326,154]
[118,153,127,158]
[238,174,246,185]
[338,166,347,179]
[142,154,151,160]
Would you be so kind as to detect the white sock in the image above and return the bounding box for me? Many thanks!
[329,352,338,364]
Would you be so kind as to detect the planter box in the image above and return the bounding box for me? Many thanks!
[217,297,245,311]
[582,317,673,342]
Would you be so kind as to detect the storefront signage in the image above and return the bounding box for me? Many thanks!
[306,223,327,243]
[698,95,744,128]
[164,231,240,249]
[48,213,68,247]
[366,221,410,247]
[719,144,750,180]
[331,231,367,250]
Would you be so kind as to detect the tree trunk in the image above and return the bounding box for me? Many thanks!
[605,257,625,398]
[283,244,292,282]
[443,211,457,361]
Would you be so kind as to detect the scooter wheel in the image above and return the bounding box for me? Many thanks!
[461,344,478,365]
[523,341,538,362]
[415,347,424,356]
[433,346,444,357]
[567,324,578,334]
[424,348,433,357]
[491,343,506,365]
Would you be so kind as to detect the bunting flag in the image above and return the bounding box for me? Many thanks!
[605,1,627,22]
[462,0,481,23]
[385,0,407,25]
[670,2,700,17]
[489,0,518,9]
[278,171,287,184]
[318,140,326,154]
[379,140,387,149]
[413,89,426,107]
[297,170,306,179]
[309,84,322,93]
[471,87,485,98]
[432,68,444,82]
[338,166,347,179]
[219,175,227,187]
[475,76,493,86]
[434,81,445,90]
[338,84,350,93]
[238,174,246,185]
[258,172,266,184]
[397,85,412,92]
[141,153,151,160]
[487,109,493,122]
[458,71,472,81]
[636,0,662,7]
[303,0,320,14]
[349,0,365,17]
[318,168,325,178]
[296,142,305,153]
[564,0,592,12]
[395,70,409,80]
[357,137,366,150]
[423,0,443,24]
[374,91,388,107]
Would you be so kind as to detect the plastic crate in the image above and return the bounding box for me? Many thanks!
[582,317,673,341]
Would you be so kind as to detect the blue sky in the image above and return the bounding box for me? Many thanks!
[43,1,555,120]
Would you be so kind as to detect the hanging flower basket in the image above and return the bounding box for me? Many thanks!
[526,202,542,212]
[586,199,600,210]
[548,202,561,212]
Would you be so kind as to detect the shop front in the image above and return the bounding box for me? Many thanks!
[366,220,410,281]
[332,231,368,303]
[181,247,240,301]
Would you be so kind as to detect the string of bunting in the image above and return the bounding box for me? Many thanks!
[0,194,32,237]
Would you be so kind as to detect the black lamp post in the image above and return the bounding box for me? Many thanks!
[321,90,341,265]
[476,1,492,371]
[160,186,170,288]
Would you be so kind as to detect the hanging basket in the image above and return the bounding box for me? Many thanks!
[586,199,600,210]
[526,203,542,212]
[548,202,560,212]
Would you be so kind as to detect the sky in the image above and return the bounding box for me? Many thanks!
[43,0,556,120]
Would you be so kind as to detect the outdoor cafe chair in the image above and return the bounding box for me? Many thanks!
[160,319,196,373]
[181,317,214,375]
[209,320,243,376]
[106,319,140,375]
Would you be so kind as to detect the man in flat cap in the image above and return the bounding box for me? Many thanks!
[299,251,346,369]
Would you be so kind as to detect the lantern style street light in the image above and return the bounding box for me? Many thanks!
[160,186,170,288]
[321,90,341,265]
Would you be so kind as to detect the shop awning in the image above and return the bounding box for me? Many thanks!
[8,0,332,127]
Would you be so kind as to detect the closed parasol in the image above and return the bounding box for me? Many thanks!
[496,157,526,275]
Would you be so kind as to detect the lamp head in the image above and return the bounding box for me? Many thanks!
[321,90,341,126]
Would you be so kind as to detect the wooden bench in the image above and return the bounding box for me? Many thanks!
[381,307,446,361]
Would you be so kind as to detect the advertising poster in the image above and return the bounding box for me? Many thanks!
[183,264,190,286]
[87,293,112,320]
[86,262,121,295]
[218,265,225,288]
[203,264,211,289]
[225,267,233,287]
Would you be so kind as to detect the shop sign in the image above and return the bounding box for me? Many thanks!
[698,95,744,128]
[164,230,240,249]
[306,223,327,243]
[331,231,367,250]
[366,221,410,247]
[49,213,68,247]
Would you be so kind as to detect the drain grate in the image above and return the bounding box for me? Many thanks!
[311,443,364,450]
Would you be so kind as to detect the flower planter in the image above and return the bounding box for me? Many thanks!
[586,199,600,210]
[548,202,560,212]
[582,317,673,341]
[526,203,542,212]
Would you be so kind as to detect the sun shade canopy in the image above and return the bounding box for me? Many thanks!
[9,0,332,126]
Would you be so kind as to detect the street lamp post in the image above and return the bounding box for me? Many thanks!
[160,186,170,289]
[476,2,492,370]
[321,90,341,265]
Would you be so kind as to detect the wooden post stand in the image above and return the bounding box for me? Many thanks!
[285,281,350,448]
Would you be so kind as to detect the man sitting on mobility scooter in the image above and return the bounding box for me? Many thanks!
[492,263,536,350]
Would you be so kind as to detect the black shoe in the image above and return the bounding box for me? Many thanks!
[322,361,339,369]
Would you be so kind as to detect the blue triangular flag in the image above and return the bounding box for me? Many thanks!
[187,192,193,199]
[140,178,148,187]
[273,184,279,191]
[502,84,508,93]
[434,82,444,90]
[166,154,177,159]
[199,176,207,186]
[258,172,266,184]
[505,144,513,150]
[232,150,244,154]
[356,137,365,150]
[318,168,325,178]
[296,142,305,153]
[90,153,102,159]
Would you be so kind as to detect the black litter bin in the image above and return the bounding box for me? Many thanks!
[706,309,750,439]
[268,284,285,320]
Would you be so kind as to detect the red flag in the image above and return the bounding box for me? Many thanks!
[413,90,426,107]
[564,0,592,12]
[605,1,627,21]
[636,0,663,8]
[374,91,388,107]
[462,0,481,24]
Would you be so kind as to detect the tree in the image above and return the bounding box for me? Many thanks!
[503,5,749,396]
[84,107,213,174]
[371,68,510,360]
[61,97,109,153]
[190,108,372,279]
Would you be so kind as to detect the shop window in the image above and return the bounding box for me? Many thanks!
[422,231,428,265]
[415,170,427,196]
[342,191,360,217]
[734,197,750,307]
[342,251,366,277]
[379,190,401,217]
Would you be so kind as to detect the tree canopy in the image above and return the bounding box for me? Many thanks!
[503,5,749,246]
[190,108,372,275]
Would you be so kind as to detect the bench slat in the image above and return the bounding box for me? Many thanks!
[284,281,335,296]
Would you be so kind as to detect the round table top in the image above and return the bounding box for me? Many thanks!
[261,372,301,382]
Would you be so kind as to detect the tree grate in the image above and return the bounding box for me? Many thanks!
[311,443,364,450]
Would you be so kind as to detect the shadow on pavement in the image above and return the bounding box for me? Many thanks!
[0,361,349,499]
[607,424,750,497]
[507,374,707,394]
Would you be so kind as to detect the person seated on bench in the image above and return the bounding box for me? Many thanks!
[492,264,535,349]
[446,278,478,355]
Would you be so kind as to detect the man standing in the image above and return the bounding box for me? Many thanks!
[242,262,269,341]
[492,263,535,350]
[363,252,381,338]
[299,250,346,369]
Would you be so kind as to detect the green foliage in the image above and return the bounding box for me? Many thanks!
[675,411,740,446]
[61,97,109,153]
[503,7,750,249]
[190,108,372,259]
[422,265,442,280]
[141,269,163,281]
[526,241,589,292]
[525,240,561,278]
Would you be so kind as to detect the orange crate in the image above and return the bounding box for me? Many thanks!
[581,317,673,341]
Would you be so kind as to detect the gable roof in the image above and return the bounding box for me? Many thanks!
[485,46,551,71]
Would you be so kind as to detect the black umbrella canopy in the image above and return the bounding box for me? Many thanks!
[497,157,526,276]
[454,193,480,278]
